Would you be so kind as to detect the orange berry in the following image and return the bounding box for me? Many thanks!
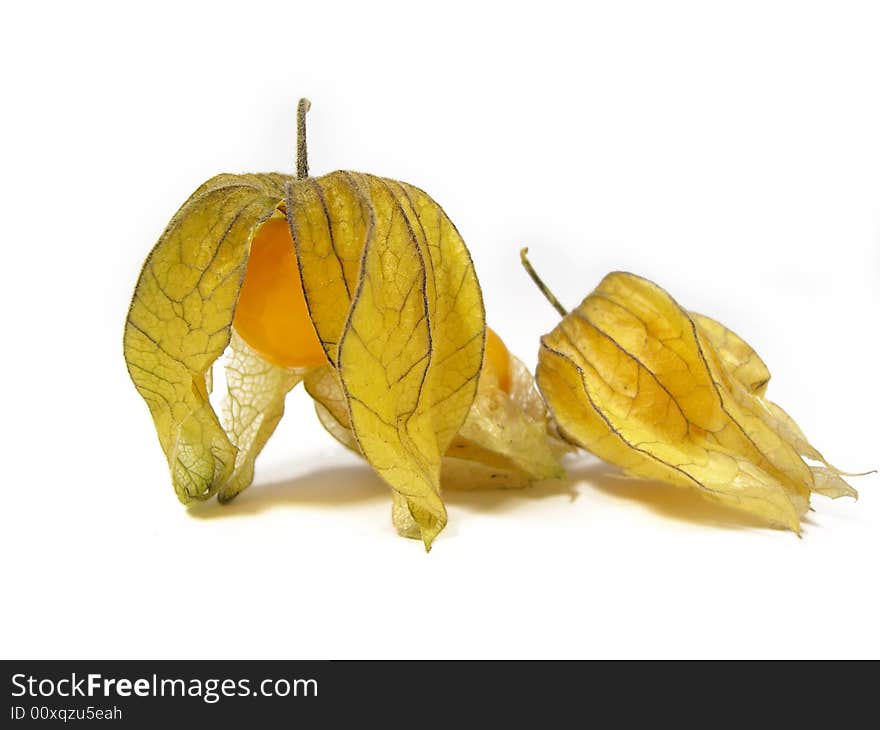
[484,327,512,393]
[232,216,328,368]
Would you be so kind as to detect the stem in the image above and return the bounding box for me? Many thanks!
[519,247,568,317]
[296,98,311,179]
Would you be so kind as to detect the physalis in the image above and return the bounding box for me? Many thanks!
[124,100,563,549]
[521,249,864,533]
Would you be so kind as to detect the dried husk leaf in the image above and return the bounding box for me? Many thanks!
[691,313,770,396]
[537,271,857,532]
[307,349,568,492]
[124,173,289,502]
[448,356,567,484]
[696,316,860,500]
[218,330,306,502]
[290,173,485,549]
[304,365,360,453]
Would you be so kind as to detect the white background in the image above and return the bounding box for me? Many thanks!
[1,1,878,659]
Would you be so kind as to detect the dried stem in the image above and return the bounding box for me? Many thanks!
[296,98,311,179]
[519,247,568,317]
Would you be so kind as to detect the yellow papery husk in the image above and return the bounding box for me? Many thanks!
[289,172,485,550]
[305,352,569,538]
[536,271,858,533]
[124,169,487,553]
[448,356,567,483]
[124,174,290,503]
[219,331,308,502]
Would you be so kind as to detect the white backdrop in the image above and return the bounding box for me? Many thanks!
[1,0,878,659]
